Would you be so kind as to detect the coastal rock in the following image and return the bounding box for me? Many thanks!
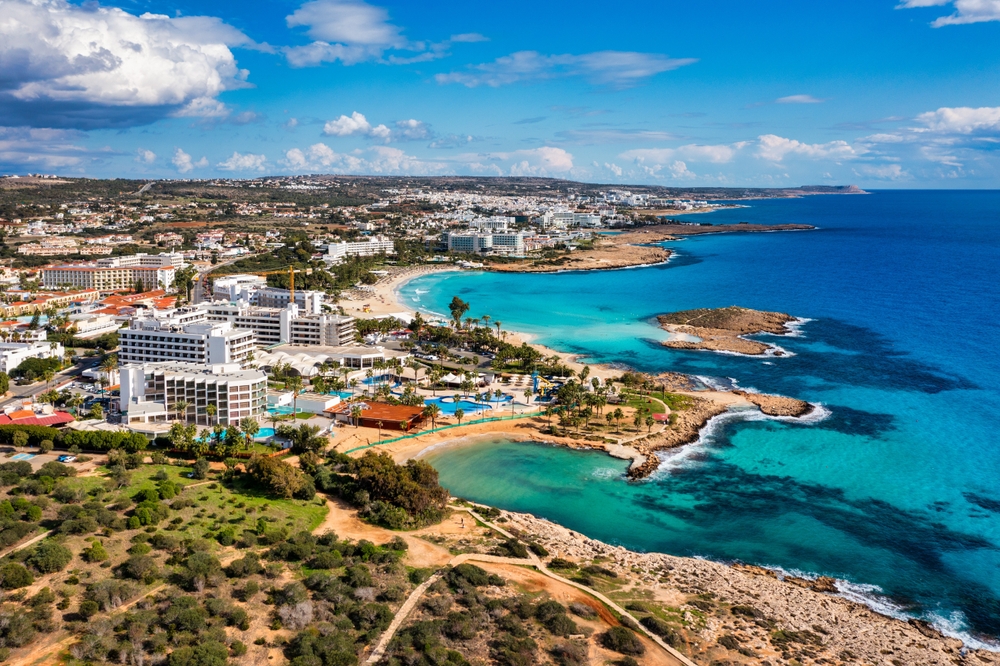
[496,509,1000,666]
[733,390,813,418]
[657,305,798,356]
[625,396,729,479]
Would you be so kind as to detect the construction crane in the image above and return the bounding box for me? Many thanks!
[253,267,312,303]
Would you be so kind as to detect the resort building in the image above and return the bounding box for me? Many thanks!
[120,362,267,426]
[0,337,65,374]
[118,319,256,368]
[540,211,602,229]
[212,274,267,301]
[41,253,184,292]
[210,275,324,315]
[469,216,514,232]
[204,302,356,347]
[325,236,395,262]
[255,344,407,377]
[447,231,526,256]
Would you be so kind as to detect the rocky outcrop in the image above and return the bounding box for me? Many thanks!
[658,306,798,356]
[734,390,813,417]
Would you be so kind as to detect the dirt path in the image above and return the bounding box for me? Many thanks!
[364,506,696,666]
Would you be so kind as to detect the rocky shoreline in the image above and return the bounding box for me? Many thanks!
[659,305,799,356]
[733,390,814,417]
[498,508,999,665]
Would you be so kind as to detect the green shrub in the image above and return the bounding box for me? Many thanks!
[599,627,645,656]
[0,562,33,589]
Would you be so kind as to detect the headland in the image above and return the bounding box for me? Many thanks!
[658,305,799,356]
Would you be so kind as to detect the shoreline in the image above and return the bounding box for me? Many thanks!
[349,266,1000,652]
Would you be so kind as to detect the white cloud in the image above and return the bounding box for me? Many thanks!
[668,161,696,179]
[172,148,208,173]
[322,112,429,142]
[899,0,1000,26]
[324,111,375,136]
[604,162,623,177]
[217,151,269,172]
[756,134,860,161]
[0,0,253,128]
[285,0,469,67]
[776,94,824,104]
[853,164,910,180]
[504,147,575,175]
[281,142,446,175]
[287,0,403,47]
[915,106,1000,133]
[135,149,156,164]
[435,50,696,88]
[285,118,299,129]
[394,119,431,140]
[620,143,743,165]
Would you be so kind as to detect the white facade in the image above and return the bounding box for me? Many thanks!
[0,340,65,374]
[541,211,602,229]
[118,319,255,367]
[212,274,267,302]
[470,216,513,232]
[205,301,355,347]
[325,236,395,262]
[253,287,324,315]
[67,313,121,339]
[447,231,525,255]
[121,362,267,426]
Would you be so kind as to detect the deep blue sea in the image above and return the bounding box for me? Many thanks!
[401,191,1000,646]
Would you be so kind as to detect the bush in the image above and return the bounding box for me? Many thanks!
[550,641,589,666]
[26,540,72,574]
[0,425,60,448]
[78,599,100,619]
[80,541,108,562]
[59,430,149,452]
[192,458,210,480]
[640,616,681,646]
[568,602,597,619]
[0,562,33,589]
[119,555,160,584]
[599,627,645,656]
[493,538,529,559]
[167,641,229,666]
[230,640,248,657]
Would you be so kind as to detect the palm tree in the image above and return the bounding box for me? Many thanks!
[242,417,259,450]
[286,375,303,416]
[612,408,624,433]
[172,399,189,423]
[349,378,358,399]
[645,415,655,433]
[42,369,55,390]
[350,404,363,427]
[454,408,465,425]
[67,393,84,416]
[494,388,503,405]
[481,314,490,331]
[205,403,217,428]
[422,403,440,429]
[523,388,533,406]
[376,420,384,442]
[494,321,502,339]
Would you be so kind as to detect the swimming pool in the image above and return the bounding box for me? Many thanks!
[424,395,513,416]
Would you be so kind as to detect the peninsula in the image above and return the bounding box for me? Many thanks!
[658,305,800,356]
[487,223,814,273]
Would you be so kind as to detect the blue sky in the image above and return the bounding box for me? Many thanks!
[1,0,999,187]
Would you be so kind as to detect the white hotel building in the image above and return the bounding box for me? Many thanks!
[120,362,267,427]
[325,236,395,263]
[118,319,256,368]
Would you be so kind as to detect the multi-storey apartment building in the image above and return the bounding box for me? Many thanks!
[120,362,267,427]
[205,302,355,347]
[325,235,395,262]
[41,253,184,292]
[118,319,255,367]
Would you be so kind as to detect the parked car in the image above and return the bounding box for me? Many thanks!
[57,455,77,463]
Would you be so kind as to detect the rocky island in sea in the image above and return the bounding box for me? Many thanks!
[658,306,800,356]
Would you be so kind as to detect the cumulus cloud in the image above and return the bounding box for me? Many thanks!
[776,94,824,104]
[281,142,446,174]
[435,50,696,88]
[604,162,623,177]
[0,0,253,128]
[899,0,1000,26]
[135,149,156,165]
[217,151,269,172]
[915,106,1000,133]
[172,148,208,173]
[0,126,88,170]
[322,112,431,142]
[756,134,860,161]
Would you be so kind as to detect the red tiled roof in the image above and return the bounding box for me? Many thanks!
[0,411,75,426]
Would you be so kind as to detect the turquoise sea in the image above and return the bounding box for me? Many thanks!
[401,191,1000,647]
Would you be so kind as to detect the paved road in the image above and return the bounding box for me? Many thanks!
[0,355,100,411]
